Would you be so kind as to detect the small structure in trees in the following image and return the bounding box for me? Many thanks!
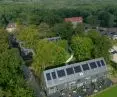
[45,36,61,42]
[64,17,83,28]
[6,23,17,33]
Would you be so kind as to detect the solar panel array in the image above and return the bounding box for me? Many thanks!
[45,59,106,81]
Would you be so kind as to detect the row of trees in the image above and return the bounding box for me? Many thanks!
[0,4,117,27]
[0,29,34,97]
[71,30,112,63]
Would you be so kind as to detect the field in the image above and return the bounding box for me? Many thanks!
[93,85,117,97]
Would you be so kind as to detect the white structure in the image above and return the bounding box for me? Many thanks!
[6,23,17,33]
[109,46,117,63]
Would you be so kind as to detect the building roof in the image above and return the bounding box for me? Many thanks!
[64,17,83,23]
[45,36,61,41]
[43,58,107,88]
[7,23,16,28]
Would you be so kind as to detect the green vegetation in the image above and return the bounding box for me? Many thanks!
[0,1,117,96]
[71,36,93,61]
[32,40,70,75]
[93,85,117,97]
[87,30,112,62]
[0,30,34,97]
[53,22,74,40]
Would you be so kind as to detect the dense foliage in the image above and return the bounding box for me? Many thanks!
[15,25,69,75]
[53,22,74,40]
[32,40,69,75]
[0,1,116,97]
[71,36,93,61]
[0,2,117,28]
[87,30,112,62]
[0,30,34,97]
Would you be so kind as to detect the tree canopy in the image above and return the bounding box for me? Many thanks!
[32,40,69,75]
[53,22,74,40]
[71,35,93,61]
[87,30,112,62]
[0,30,34,97]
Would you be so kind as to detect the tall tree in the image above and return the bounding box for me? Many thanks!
[87,30,112,62]
[16,25,38,48]
[86,15,100,27]
[98,11,115,27]
[74,23,85,35]
[38,23,55,38]
[71,35,93,61]
[32,40,69,75]
[0,29,34,97]
[53,22,74,40]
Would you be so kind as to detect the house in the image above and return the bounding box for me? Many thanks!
[42,58,108,96]
[6,23,17,33]
[64,17,83,28]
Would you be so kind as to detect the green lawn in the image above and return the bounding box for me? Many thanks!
[93,85,117,97]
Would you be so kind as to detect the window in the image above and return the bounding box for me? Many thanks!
[51,72,57,79]
[100,60,105,66]
[74,66,82,73]
[89,62,97,69]
[57,69,65,78]
[46,73,51,81]
[82,64,90,71]
[96,61,101,67]
[66,67,74,75]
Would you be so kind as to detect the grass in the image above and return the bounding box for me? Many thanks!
[92,85,117,97]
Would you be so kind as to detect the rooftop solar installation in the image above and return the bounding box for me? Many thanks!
[46,73,51,81]
[51,72,57,79]
[57,69,66,78]
[43,58,107,88]
[100,60,105,66]
[74,66,82,73]
[89,62,97,69]
[66,67,74,75]
[82,64,90,71]
[96,61,101,67]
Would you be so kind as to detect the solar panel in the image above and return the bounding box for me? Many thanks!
[57,69,65,78]
[74,66,82,73]
[100,60,105,66]
[89,62,97,69]
[66,67,74,75]
[46,73,51,81]
[82,64,90,71]
[96,61,101,67]
[51,72,57,79]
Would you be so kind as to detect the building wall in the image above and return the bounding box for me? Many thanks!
[45,72,107,95]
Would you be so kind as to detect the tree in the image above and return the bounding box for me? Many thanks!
[0,29,9,53]
[16,25,38,48]
[71,36,93,61]
[86,15,100,27]
[0,29,34,97]
[32,40,69,75]
[0,49,34,97]
[38,23,55,39]
[98,11,115,27]
[53,22,74,40]
[74,23,85,35]
[87,30,112,62]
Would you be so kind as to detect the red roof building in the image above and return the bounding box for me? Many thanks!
[64,17,83,23]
